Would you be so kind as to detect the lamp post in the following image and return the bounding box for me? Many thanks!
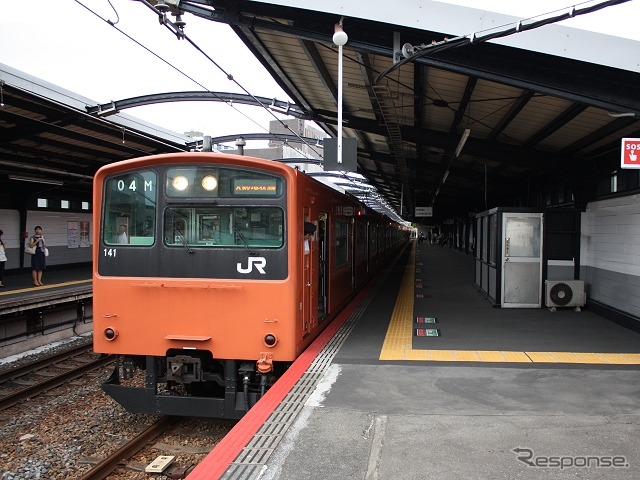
[333,21,348,165]
[235,137,246,155]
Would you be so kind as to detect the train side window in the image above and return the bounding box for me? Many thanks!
[356,222,367,259]
[370,224,378,257]
[335,219,349,267]
[103,170,156,246]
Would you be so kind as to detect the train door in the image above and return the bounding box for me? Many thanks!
[302,209,314,336]
[351,218,356,290]
[365,221,370,274]
[317,213,328,322]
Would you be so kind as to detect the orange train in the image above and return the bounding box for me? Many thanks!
[93,152,407,418]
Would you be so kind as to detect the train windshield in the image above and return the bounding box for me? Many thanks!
[164,206,284,249]
[102,170,156,246]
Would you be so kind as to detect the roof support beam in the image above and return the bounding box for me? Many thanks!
[302,40,338,104]
[450,77,477,134]
[524,103,588,148]
[488,90,535,140]
[561,116,638,155]
[230,24,315,114]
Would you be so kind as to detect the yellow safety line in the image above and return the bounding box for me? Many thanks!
[379,244,640,365]
[0,279,91,296]
[379,242,416,360]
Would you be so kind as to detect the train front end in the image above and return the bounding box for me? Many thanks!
[93,153,299,418]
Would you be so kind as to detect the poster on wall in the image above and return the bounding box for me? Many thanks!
[80,221,90,247]
[68,221,79,248]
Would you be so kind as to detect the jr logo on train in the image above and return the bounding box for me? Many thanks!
[237,256,267,274]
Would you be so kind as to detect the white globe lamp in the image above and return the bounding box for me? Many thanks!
[333,25,348,46]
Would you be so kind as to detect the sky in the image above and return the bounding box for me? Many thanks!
[0,0,638,144]
[0,0,292,142]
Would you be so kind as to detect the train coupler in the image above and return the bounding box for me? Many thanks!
[122,356,136,380]
[256,352,273,374]
[166,355,203,383]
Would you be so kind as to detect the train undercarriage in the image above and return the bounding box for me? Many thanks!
[102,350,287,418]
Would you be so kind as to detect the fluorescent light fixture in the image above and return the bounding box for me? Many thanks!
[442,170,450,184]
[9,175,63,186]
[455,128,471,157]
[607,111,635,118]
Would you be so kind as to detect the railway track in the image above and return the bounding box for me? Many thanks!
[0,342,93,383]
[76,416,178,480]
[1,341,233,478]
[0,344,114,411]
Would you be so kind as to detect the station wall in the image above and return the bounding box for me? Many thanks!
[581,194,640,320]
[0,209,92,268]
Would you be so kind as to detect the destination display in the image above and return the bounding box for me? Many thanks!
[233,178,279,195]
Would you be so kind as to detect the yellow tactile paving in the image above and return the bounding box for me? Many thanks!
[526,351,640,364]
[379,242,416,360]
[0,279,91,296]
[499,351,532,363]
[378,244,640,366]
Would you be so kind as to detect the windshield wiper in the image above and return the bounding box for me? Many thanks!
[176,231,194,254]
[234,228,257,255]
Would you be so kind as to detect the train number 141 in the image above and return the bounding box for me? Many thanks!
[103,248,117,258]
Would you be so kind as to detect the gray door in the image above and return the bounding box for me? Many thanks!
[501,213,543,308]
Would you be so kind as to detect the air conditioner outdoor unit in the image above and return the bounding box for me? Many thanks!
[545,280,586,309]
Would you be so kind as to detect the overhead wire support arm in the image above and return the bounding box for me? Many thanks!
[86,92,307,119]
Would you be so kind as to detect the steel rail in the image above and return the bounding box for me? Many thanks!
[0,354,114,411]
[0,342,93,384]
[76,416,177,480]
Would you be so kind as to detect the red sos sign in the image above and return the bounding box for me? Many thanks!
[621,138,640,169]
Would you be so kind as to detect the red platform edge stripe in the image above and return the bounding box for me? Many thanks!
[187,285,372,480]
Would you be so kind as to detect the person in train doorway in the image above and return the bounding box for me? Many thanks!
[303,221,316,254]
[0,229,6,287]
[117,224,128,244]
[29,226,47,286]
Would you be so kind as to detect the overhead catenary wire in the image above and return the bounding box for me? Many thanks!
[374,0,632,85]
[74,0,322,159]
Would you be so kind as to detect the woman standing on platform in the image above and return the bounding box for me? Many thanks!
[0,229,6,287]
[29,226,46,286]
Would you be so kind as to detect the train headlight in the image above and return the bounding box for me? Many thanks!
[172,175,189,191]
[201,175,218,191]
[104,327,118,341]
[264,333,277,347]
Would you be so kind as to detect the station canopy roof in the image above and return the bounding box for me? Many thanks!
[1,0,640,225]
